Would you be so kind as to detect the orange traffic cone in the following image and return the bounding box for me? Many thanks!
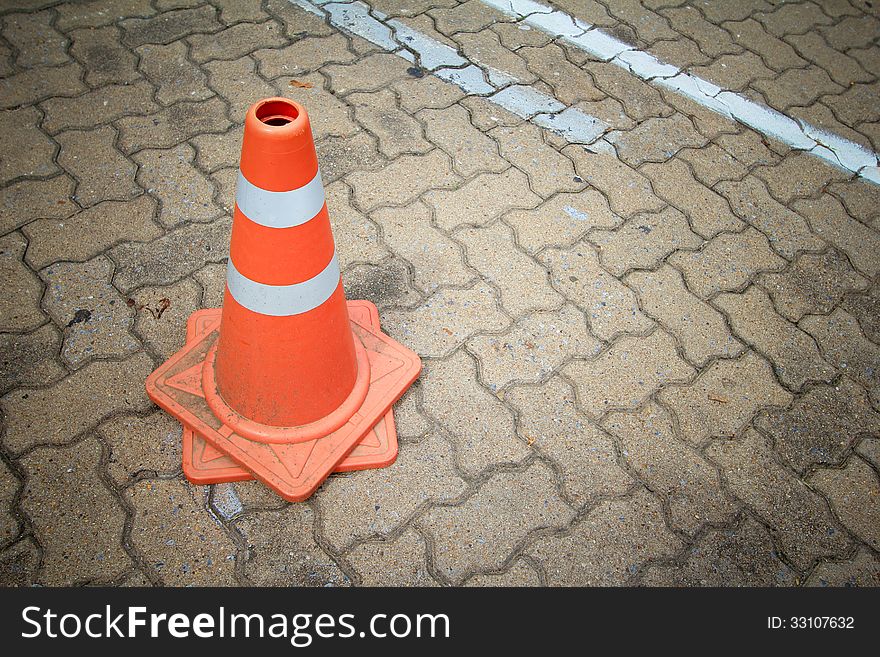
[180,302,399,485]
[146,98,421,501]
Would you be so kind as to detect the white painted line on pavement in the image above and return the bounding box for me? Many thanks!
[481,0,880,185]
[289,0,610,145]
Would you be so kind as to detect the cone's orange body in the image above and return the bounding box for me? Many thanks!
[213,99,358,430]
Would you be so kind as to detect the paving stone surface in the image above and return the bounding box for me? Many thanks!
[2,0,880,588]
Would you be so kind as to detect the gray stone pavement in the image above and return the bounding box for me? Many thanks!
[1,0,879,587]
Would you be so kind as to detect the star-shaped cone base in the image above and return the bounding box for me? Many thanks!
[145,301,421,501]
[180,304,399,485]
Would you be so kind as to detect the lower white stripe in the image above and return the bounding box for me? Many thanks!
[226,253,341,316]
[235,170,326,228]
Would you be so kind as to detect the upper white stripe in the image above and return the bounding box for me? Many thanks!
[235,170,326,228]
[226,253,341,316]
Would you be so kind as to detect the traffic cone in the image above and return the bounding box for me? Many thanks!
[180,302,398,485]
[146,97,421,501]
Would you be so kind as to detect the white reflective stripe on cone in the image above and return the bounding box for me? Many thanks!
[234,169,326,228]
[226,252,341,316]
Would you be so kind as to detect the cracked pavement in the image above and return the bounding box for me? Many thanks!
[1,0,880,587]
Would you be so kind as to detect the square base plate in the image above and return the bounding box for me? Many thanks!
[146,302,421,501]
[182,302,398,484]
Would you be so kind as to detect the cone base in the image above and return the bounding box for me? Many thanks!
[146,303,421,502]
[181,304,399,485]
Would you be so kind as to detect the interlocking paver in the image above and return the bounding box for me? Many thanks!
[324,53,412,95]
[0,176,77,236]
[429,0,502,35]
[371,200,473,294]
[234,505,347,586]
[41,81,159,134]
[97,411,183,486]
[828,180,880,228]
[23,195,162,270]
[589,206,702,276]
[56,126,142,207]
[504,189,622,254]
[458,221,563,318]
[55,0,154,30]
[755,152,850,206]
[0,232,46,332]
[425,167,539,232]
[418,461,574,584]
[325,181,387,269]
[0,324,64,396]
[316,432,466,552]
[343,257,422,309]
[381,283,507,358]
[519,43,604,106]
[128,477,238,586]
[604,402,737,535]
[188,19,286,63]
[0,61,85,110]
[419,104,507,178]
[131,277,201,359]
[714,285,835,390]
[40,256,140,368]
[0,106,58,185]
[821,14,880,51]
[132,144,221,227]
[254,34,355,79]
[690,51,775,92]
[583,60,673,122]
[1,351,154,454]
[420,350,529,476]
[20,437,132,585]
[754,66,844,110]
[350,88,432,158]
[659,350,792,446]
[467,303,601,388]
[69,25,139,87]
[215,0,267,25]
[540,243,654,341]
[841,282,880,345]
[641,158,744,239]
[563,329,694,419]
[807,547,880,587]
[756,377,880,474]
[792,194,880,278]
[492,123,581,199]
[137,40,213,104]
[394,74,466,113]
[722,18,806,71]
[347,529,438,586]
[528,487,682,586]
[349,148,460,212]
[121,5,222,47]
[677,144,748,187]
[759,250,869,323]
[785,32,873,87]
[202,55,277,120]
[707,428,851,571]
[640,516,797,586]
[801,308,880,408]
[626,264,744,366]
[108,217,231,293]
[505,376,632,506]
[1,11,68,68]
[117,96,232,153]
[668,228,786,300]
[609,114,708,167]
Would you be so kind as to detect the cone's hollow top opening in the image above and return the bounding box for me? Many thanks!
[256,99,299,127]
